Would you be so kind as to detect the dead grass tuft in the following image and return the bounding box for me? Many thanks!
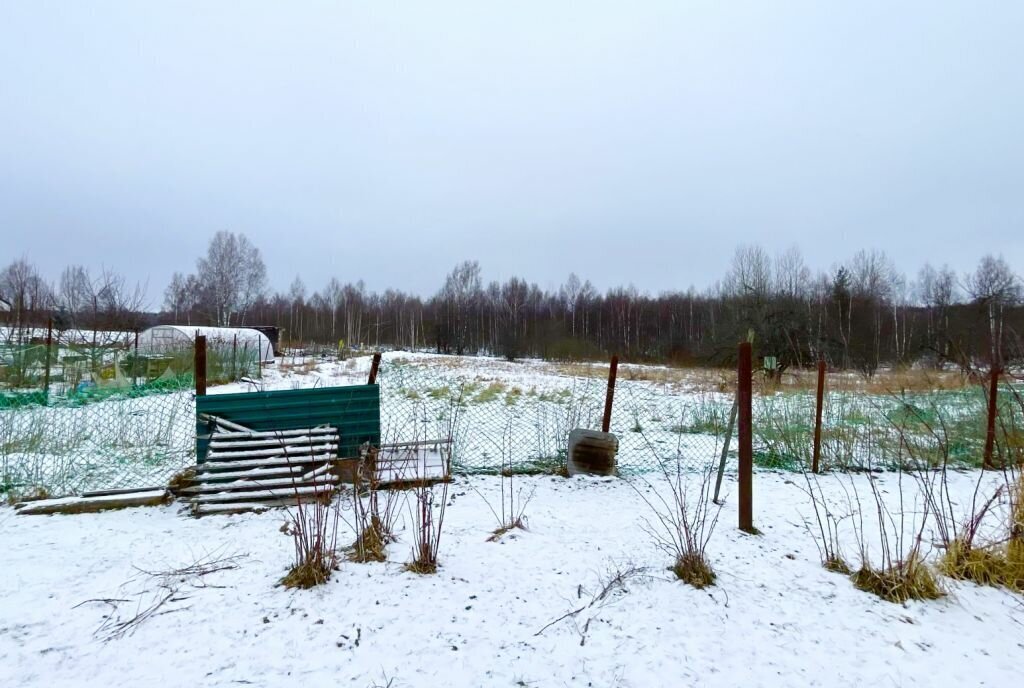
[940,539,1010,587]
[347,515,391,563]
[487,516,528,542]
[7,486,49,505]
[403,559,438,575]
[852,556,945,603]
[823,556,853,575]
[167,467,195,495]
[672,551,716,589]
[281,554,337,589]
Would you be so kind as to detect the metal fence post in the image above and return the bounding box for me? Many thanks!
[43,317,53,400]
[713,396,738,504]
[983,364,1000,469]
[367,352,382,385]
[195,335,207,397]
[738,342,754,533]
[812,358,826,474]
[602,354,619,433]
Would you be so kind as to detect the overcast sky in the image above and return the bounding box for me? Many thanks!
[2,2,1022,305]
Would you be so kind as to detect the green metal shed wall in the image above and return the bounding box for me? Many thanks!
[195,384,380,462]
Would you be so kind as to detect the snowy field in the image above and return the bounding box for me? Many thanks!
[2,471,1021,688]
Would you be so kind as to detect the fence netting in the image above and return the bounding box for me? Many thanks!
[4,343,1019,499]
[0,329,256,498]
[375,359,735,475]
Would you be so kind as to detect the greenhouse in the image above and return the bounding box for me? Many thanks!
[137,326,275,364]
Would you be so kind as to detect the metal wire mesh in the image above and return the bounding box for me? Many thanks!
[5,345,1014,499]
[376,359,736,475]
[0,331,252,498]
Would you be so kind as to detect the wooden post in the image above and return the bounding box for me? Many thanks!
[602,355,619,433]
[232,334,238,380]
[195,335,207,397]
[43,317,53,399]
[737,342,754,533]
[367,352,382,384]
[983,364,1000,469]
[812,359,826,474]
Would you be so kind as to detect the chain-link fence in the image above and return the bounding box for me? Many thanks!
[0,330,209,497]
[753,383,1023,472]
[5,343,1018,499]
[375,359,736,475]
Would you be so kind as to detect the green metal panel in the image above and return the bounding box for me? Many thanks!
[195,384,380,462]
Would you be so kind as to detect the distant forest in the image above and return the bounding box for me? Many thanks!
[3,232,1022,373]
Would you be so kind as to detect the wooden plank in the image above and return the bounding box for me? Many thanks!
[179,476,336,495]
[302,463,334,481]
[209,432,338,450]
[207,443,338,460]
[17,490,169,515]
[207,425,337,441]
[81,486,165,498]
[195,454,338,472]
[192,466,304,481]
[189,485,333,504]
[192,499,303,516]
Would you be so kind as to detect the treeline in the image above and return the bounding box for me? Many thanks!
[3,234,1021,372]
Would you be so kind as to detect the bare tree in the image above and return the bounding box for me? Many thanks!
[774,246,811,300]
[194,231,267,326]
[965,254,1020,368]
[724,244,772,299]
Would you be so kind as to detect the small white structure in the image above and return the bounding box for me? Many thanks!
[137,325,275,364]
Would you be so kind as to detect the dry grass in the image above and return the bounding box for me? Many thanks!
[6,486,49,506]
[281,554,336,589]
[347,514,390,563]
[403,559,438,575]
[852,556,945,603]
[823,556,853,575]
[487,516,527,542]
[778,367,968,395]
[672,551,716,588]
[167,467,195,495]
[940,540,1014,587]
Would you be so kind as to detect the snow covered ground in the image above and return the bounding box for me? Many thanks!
[2,470,1021,687]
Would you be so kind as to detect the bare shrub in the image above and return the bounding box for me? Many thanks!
[346,446,405,563]
[631,416,722,588]
[883,385,1024,591]
[281,482,339,589]
[799,471,853,574]
[405,479,448,574]
[846,463,945,603]
[477,416,534,541]
[405,387,463,574]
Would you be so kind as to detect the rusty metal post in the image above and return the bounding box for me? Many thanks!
[367,352,382,385]
[43,317,53,399]
[602,355,619,433]
[812,359,826,474]
[133,330,140,382]
[737,342,754,533]
[983,364,1000,469]
[195,335,207,397]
